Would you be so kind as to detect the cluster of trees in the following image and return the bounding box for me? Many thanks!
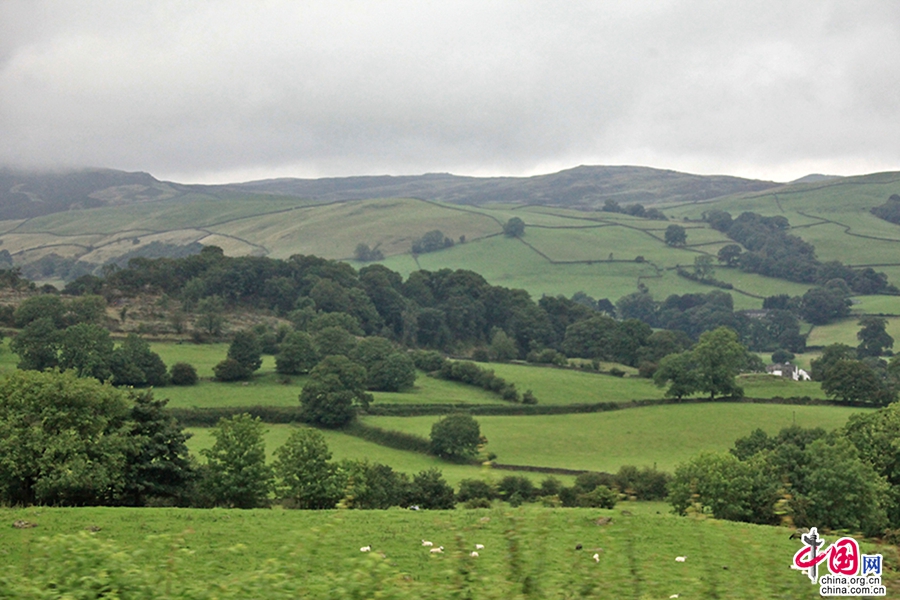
[670,410,900,536]
[457,466,669,509]
[601,199,667,220]
[616,289,806,357]
[870,194,900,225]
[809,324,899,405]
[353,243,384,262]
[653,327,762,399]
[0,371,193,507]
[411,230,455,254]
[707,210,896,295]
[7,294,196,388]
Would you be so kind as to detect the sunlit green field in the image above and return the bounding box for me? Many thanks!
[4,503,882,598]
[363,402,866,473]
[806,316,900,348]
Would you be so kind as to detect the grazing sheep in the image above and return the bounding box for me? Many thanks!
[360,546,372,552]
[675,556,686,562]
[430,546,444,554]
[474,544,484,550]
[593,553,600,562]
[470,551,479,557]
[595,517,612,526]
[575,543,583,550]
[422,540,433,547]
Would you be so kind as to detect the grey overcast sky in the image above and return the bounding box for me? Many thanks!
[2,1,899,184]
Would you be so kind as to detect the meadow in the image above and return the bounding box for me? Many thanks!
[3,503,891,598]
[363,402,866,473]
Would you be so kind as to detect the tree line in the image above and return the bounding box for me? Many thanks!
[706,209,896,295]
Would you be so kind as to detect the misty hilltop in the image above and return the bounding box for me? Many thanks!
[0,165,780,220]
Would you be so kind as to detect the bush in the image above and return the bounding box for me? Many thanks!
[408,468,455,509]
[538,477,563,498]
[574,471,616,493]
[169,362,198,386]
[577,484,617,508]
[213,358,252,382]
[457,478,496,502]
[497,475,535,503]
[410,350,446,372]
[614,465,670,501]
[471,347,490,362]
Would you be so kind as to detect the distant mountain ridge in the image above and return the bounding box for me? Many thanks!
[0,164,782,219]
[231,165,780,208]
[0,167,182,220]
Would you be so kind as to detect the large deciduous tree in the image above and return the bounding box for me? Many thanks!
[200,414,273,509]
[273,428,341,509]
[430,414,484,461]
[299,355,372,428]
[0,370,132,506]
[857,316,894,358]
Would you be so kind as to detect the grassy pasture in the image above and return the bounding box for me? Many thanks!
[184,423,503,486]
[363,402,865,473]
[1,504,891,598]
[806,316,900,348]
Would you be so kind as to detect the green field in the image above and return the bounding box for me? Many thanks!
[2,504,891,598]
[807,316,900,348]
[363,402,866,473]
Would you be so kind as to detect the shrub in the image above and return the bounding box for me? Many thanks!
[538,477,563,497]
[614,465,670,501]
[410,350,446,372]
[574,471,616,493]
[457,478,496,502]
[213,358,251,382]
[169,362,198,386]
[577,484,618,508]
[497,475,535,503]
[471,347,490,362]
[408,468,455,509]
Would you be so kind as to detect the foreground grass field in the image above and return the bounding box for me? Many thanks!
[363,403,867,473]
[3,504,893,598]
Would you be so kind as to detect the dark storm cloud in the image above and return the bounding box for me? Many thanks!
[1,0,899,182]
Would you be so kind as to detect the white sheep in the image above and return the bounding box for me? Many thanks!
[422,540,433,547]
[360,546,372,552]
[470,551,479,557]
[675,556,686,562]
[474,544,484,550]
[593,553,600,562]
[430,546,444,554]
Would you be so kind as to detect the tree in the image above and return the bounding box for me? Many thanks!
[654,327,749,399]
[354,243,384,262]
[213,358,252,382]
[336,459,410,509]
[275,331,319,375]
[121,391,193,506]
[273,428,340,509]
[200,414,273,508]
[195,295,226,336]
[857,316,894,358]
[821,359,896,405]
[227,330,263,374]
[489,328,518,361]
[503,217,526,237]
[58,323,115,381]
[716,244,743,267]
[653,351,699,399]
[10,317,60,371]
[408,468,456,509]
[799,287,850,325]
[169,362,198,386]
[367,352,416,392]
[664,224,687,247]
[111,333,168,387]
[809,343,856,381]
[0,370,132,506]
[692,255,715,279]
[314,326,357,357]
[430,414,483,461]
[13,294,66,328]
[299,355,372,428]
[690,327,748,398]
